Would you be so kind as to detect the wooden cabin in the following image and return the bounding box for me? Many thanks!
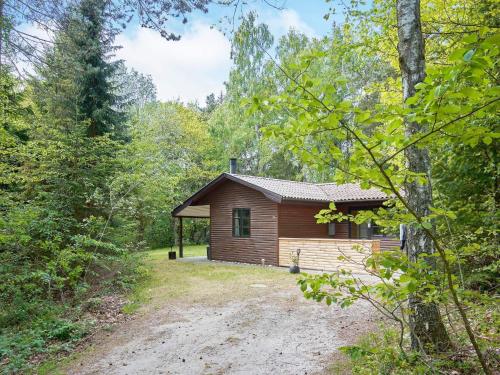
[172,169,400,273]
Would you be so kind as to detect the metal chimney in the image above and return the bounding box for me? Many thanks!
[229,158,237,174]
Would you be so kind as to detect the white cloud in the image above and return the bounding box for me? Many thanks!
[265,9,317,39]
[18,9,316,104]
[115,22,231,104]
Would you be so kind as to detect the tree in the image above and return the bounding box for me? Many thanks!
[253,1,497,371]
[0,68,28,191]
[209,14,308,179]
[69,0,124,138]
[395,0,451,352]
[33,0,125,137]
[116,101,217,248]
[27,0,127,231]
[115,62,157,110]
[220,11,274,174]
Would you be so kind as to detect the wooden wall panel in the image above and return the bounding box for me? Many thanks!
[198,180,279,266]
[277,202,360,239]
[278,204,329,238]
[277,202,399,245]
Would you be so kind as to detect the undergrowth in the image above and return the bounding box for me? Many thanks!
[0,252,147,374]
[332,313,498,375]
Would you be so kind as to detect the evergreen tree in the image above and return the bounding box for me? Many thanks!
[69,0,124,138]
[35,0,125,139]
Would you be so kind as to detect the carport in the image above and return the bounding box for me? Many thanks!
[171,204,209,258]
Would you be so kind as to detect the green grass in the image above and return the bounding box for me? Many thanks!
[149,244,208,258]
[123,246,293,314]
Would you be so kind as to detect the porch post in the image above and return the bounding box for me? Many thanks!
[178,216,184,258]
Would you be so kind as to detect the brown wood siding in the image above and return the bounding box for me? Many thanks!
[277,202,399,245]
[278,204,328,238]
[198,180,279,265]
[278,202,352,239]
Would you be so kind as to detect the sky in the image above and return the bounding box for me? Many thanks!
[115,1,338,104]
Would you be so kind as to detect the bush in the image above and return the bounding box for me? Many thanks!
[0,305,89,373]
[0,224,146,373]
[333,326,485,375]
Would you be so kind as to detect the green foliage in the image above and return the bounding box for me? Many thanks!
[251,1,499,371]
[0,1,150,371]
[298,249,450,327]
[333,319,497,374]
[0,302,89,373]
[335,328,450,374]
[114,101,218,248]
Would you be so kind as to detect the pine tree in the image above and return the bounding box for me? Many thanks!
[40,0,125,138]
[28,0,125,236]
[68,0,124,138]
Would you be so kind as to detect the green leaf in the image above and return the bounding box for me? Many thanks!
[463,49,475,62]
[421,222,432,230]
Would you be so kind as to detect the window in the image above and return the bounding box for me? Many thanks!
[355,220,390,239]
[328,222,336,236]
[233,208,250,237]
[358,222,371,239]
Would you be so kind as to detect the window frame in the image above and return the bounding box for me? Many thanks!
[232,208,251,238]
[348,206,385,239]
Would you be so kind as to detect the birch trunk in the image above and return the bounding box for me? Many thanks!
[396,0,452,352]
[0,0,3,68]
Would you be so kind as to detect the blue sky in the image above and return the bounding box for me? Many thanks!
[115,1,345,104]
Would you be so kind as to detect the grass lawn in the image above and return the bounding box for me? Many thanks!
[123,245,293,314]
[149,244,208,258]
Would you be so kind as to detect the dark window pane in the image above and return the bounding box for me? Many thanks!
[233,217,240,236]
[358,222,370,239]
[233,208,250,237]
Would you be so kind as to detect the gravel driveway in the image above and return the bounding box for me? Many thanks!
[68,274,377,375]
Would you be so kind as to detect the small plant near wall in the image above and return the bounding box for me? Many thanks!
[289,249,301,274]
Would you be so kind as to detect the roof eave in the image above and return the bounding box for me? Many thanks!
[281,197,330,204]
[171,174,227,217]
[281,197,388,204]
[172,173,284,217]
[332,198,388,203]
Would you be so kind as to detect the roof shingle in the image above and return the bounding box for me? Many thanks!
[229,174,388,202]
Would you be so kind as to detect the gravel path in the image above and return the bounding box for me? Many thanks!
[68,282,377,375]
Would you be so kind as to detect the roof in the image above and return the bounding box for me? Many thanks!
[231,174,388,203]
[172,173,389,217]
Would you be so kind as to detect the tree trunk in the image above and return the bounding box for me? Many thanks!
[0,0,4,69]
[396,0,452,352]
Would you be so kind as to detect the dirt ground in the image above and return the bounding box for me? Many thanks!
[65,260,379,375]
